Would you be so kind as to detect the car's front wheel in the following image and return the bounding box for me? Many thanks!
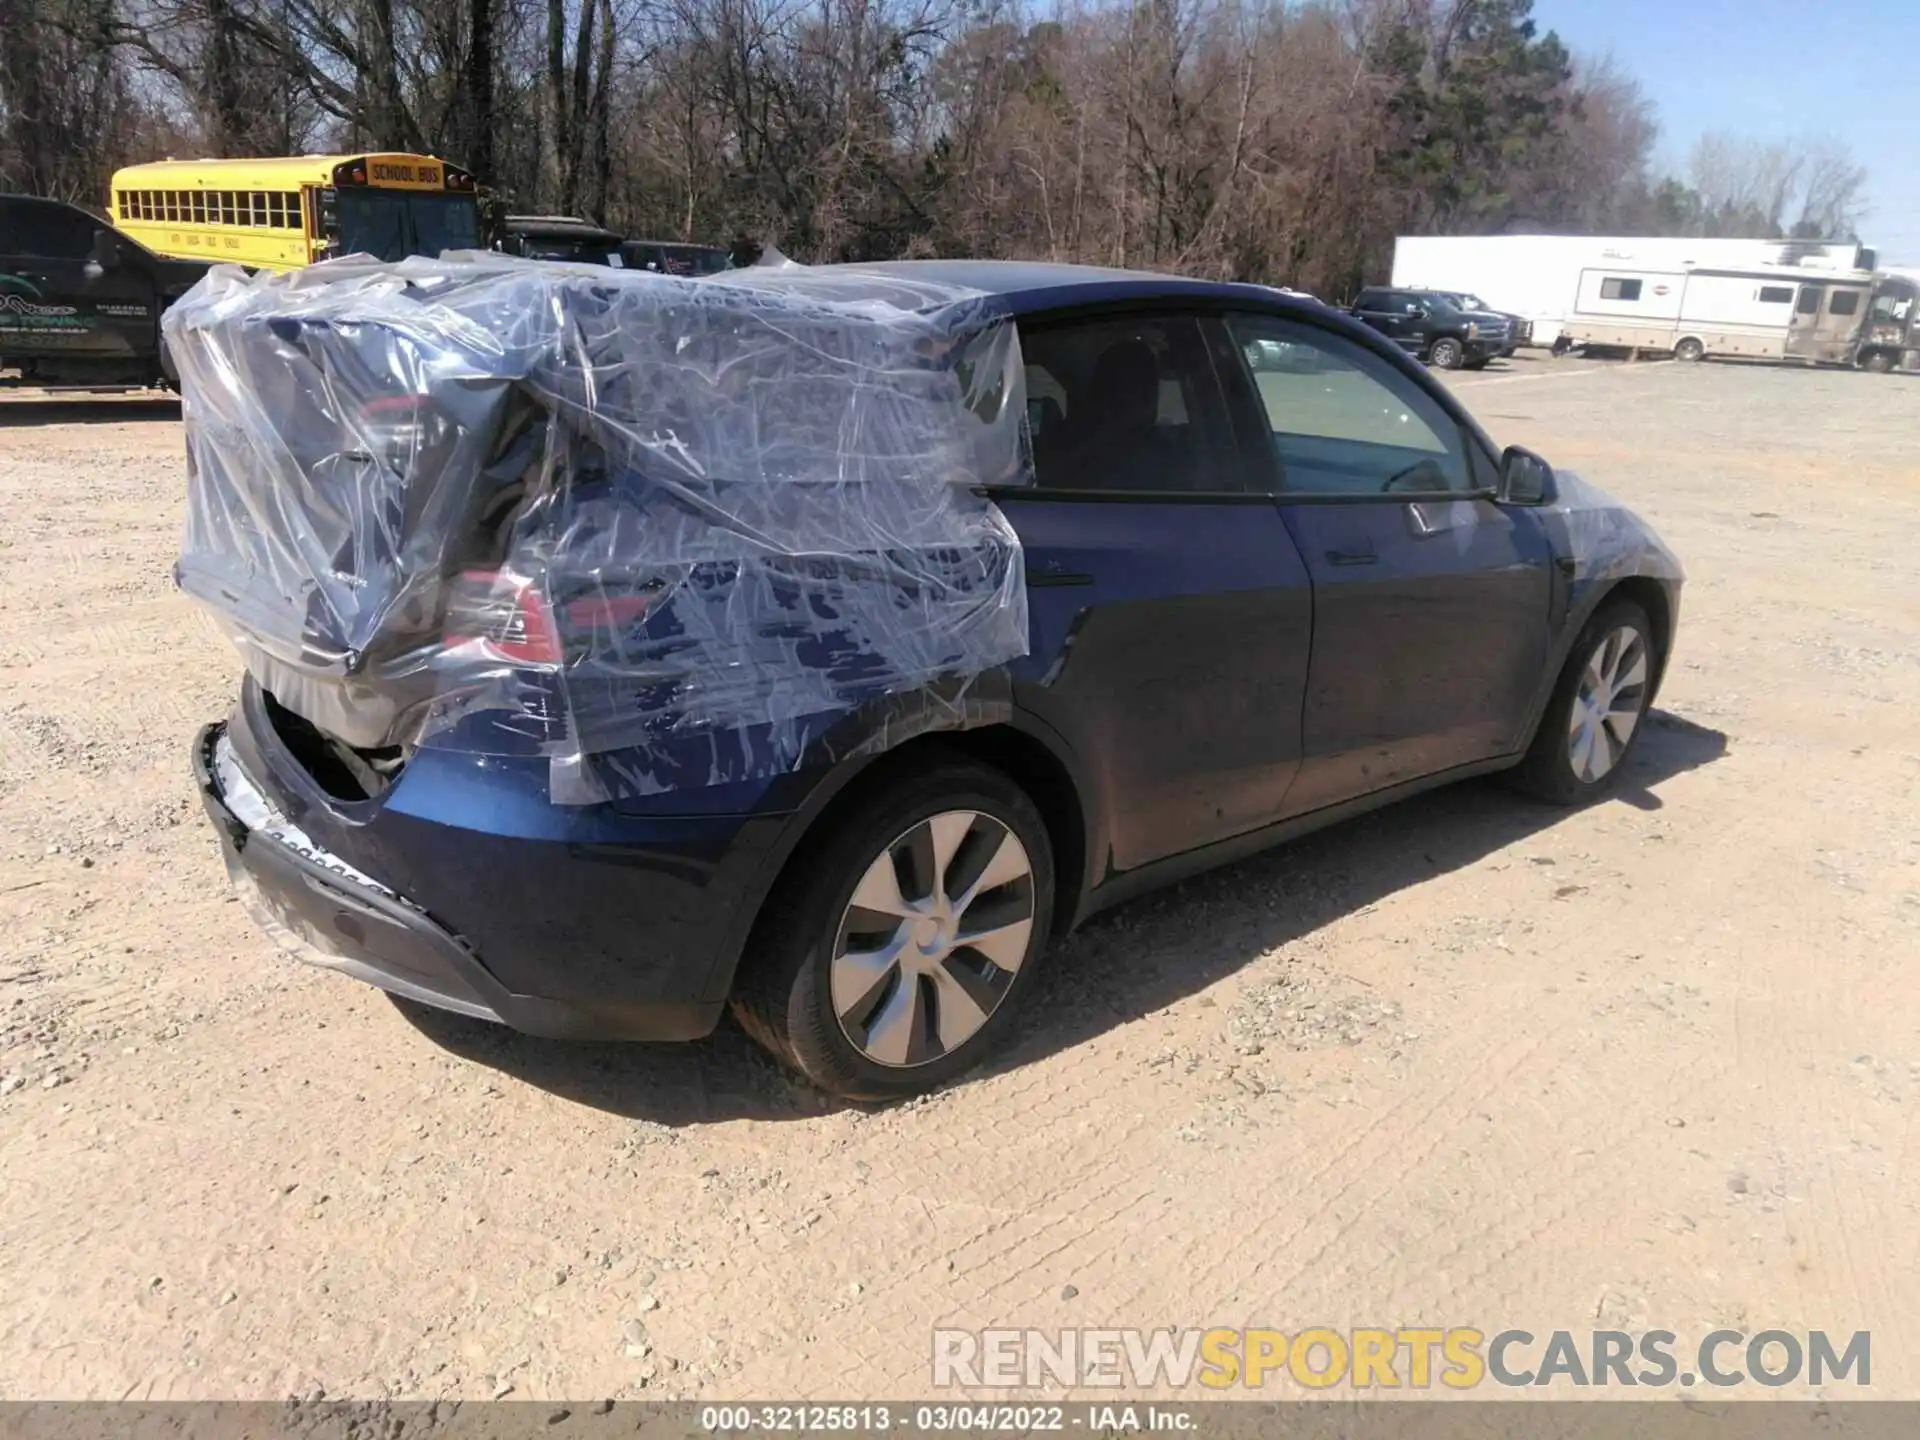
[1429,337,1465,369]
[1511,600,1659,804]
[732,757,1055,1100]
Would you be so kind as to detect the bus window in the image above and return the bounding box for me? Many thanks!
[407,194,480,255]
[334,188,480,262]
[335,189,407,260]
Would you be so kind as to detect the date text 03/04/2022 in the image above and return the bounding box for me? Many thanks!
[698,1404,1196,1432]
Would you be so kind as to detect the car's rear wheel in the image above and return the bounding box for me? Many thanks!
[1429,337,1465,370]
[1511,600,1658,805]
[731,758,1055,1100]
[1674,337,1706,363]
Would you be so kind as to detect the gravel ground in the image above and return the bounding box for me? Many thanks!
[0,355,1917,1401]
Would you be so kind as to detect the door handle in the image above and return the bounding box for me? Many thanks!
[1326,546,1377,566]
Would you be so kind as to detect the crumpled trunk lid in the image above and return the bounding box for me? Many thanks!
[165,254,1032,797]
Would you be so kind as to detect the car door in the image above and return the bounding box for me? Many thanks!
[1351,288,1406,347]
[0,198,153,361]
[1398,295,1438,355]
[1219,310,1554,815]
[995,309,1314,872]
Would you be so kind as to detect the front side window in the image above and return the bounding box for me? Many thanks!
[1227,313,1475,496]
[0,198,98,256]
[1870,291,1913,325]
[1600,277,1643,302]
[1016,314,1238,494]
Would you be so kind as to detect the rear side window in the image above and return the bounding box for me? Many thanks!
[1227,314,1475,496]
[0,198,99,258]
[1829,289,1860,316]
[1796,287,1823,315]
[1355,289,1391,311]
[1600,277,1643,301]
[1757,286,1794,304]
[1017,314,1239,494]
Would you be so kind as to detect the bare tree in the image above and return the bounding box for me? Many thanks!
[1792,134,1869,240]
[3,0,1872,292]
[1687,130,1871,240]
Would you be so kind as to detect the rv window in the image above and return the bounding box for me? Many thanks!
[1757,286,1793,305]
[1795,288,1822,315]
[1829,290,1860,317]
[1870,293,1913,324]
[1600,278,1642,301]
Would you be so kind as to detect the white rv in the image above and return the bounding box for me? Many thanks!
[1556,262,1875,364]
[1389,235,1876,346]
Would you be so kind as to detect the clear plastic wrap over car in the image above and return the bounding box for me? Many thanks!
[165,253,1032,799]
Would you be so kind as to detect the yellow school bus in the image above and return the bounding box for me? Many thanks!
[108,153,481,271]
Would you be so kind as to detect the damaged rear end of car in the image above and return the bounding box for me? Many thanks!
[169,254,1032,1040]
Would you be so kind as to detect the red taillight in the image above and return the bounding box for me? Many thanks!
[445,569,561,666]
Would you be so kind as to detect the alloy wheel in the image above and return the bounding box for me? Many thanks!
[1567,625,1650,784]
[830,810,1036,1068]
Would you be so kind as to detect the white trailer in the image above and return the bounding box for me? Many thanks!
[1558,262,1875,364]
[1389,235,1876,346]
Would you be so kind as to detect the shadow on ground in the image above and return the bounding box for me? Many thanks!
[0,396,180,426]
[397,708,1728,1126]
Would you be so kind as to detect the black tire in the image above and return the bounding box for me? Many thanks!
[1510,599,1659,805]
[1429,336,1465,370]
[1861,349,1894,374]
[730,757,1056,1101]
[1674,337,1705,363]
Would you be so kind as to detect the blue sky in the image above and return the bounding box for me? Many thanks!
[1535,0,1920,263]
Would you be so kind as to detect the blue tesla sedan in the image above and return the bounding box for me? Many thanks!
[188,260,1682,1099]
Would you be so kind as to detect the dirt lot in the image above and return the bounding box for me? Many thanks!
[1,356,1917,1402]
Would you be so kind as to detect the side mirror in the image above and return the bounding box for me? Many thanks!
[90,229,123,269]
[1498,445,1555,506]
